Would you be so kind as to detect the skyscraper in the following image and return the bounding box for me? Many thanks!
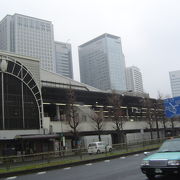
[78,33,126,91]
[0,14,55,72]
[54,41,73,78]
[126,66,143,93]
[169,70,180,97]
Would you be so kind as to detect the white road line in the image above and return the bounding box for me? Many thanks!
[37,171,46,175]
[104,160,110,162]
[86,163,92,166]
[6,177,17,180]
[134,154,139,157]
[120,157,126,159]
[64,167,71,170]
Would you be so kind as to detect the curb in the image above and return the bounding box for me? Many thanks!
[0,148,157,178]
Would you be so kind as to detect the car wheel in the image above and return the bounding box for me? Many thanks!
[109,148,112,152]
[97,150,100,154]
[146,174,156,180]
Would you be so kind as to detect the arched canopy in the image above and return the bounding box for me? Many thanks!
[0,55,42,130]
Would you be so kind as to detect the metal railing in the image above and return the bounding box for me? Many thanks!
[0,136,176,172]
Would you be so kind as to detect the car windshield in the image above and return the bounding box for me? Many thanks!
[88,143,96,147]
[158,140,180,152]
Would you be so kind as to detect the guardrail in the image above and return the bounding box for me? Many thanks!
[0,136,177,172]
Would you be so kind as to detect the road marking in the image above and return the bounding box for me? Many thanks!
[134,154,139,157]
[120,157,126,159]
[37,171,46,175]
[64,167,71,170]
[6,177,17,180]
[104,160,110,162]
[86,163,92,166]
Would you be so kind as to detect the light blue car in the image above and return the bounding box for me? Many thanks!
[141,138,180,179]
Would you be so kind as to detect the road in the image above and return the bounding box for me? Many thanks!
[1,153,179,180]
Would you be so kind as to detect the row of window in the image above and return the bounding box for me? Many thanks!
[17,17,51,32]
[17,31,52,38]
[17,41,52,47]
[17,48,53,55]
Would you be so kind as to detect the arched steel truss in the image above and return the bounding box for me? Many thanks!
[0,55,43,129]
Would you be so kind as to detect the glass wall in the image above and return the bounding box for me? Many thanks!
[0,74,2,129]
[4,74,23,129]
[107,37,127,91]
[24,84,39,129]
[0,57,41,130]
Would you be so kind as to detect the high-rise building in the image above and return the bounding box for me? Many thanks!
[126,66,143,93]
[0,14,55,72]
[54,41,73,78]
[169,70,180,97]
[78,33,126,91]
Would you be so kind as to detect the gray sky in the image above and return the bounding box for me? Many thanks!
[1,0,180,98]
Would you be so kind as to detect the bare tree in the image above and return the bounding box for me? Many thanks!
[141,97,154,139]
[170,117,176,136]
[90,107,104,141]
[108,91,125,144]
[156,91,167,137]
[66,85,80,148]
[152,102,160,139]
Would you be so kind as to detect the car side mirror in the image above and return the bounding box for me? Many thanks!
[144,152,150,156]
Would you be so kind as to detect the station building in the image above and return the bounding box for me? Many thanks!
[0,51,180,155]
[0,51,57,155]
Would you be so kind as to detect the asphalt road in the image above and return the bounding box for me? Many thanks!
[1,153,179,180]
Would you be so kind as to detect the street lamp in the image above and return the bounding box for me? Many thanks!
[1,58,8,130]
[0,59,8,72]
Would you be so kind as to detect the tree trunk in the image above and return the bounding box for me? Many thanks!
[155,118,160,139]
[149,122,153,140]
[73,130,79,149]
[116,130,121,144]
[98,133,101,141]
[170,118,175,136]
[162,117,167,137]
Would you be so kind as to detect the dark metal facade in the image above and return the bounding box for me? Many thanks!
[41,83,146,108]
[0,56,42,130]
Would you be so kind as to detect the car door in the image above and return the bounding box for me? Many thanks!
[100,142,105,152]
[97,142,102,152]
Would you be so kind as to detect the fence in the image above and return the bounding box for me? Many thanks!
[0,137,174,172]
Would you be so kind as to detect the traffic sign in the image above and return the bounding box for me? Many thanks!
[164,96,180,118]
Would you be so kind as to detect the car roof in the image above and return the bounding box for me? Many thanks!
[89,141,104,144]
[166,138,180,142]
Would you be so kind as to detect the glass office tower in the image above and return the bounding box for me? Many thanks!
[79,33,126,91]
[54,41,73,79]
[126,66,144,93]
[169,70,180,97]
[0,14,55,72]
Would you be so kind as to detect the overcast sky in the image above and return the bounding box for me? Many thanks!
[1,0,180,98]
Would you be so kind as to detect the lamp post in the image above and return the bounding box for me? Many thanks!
[0,59,8,130]
[0,59,8,72]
